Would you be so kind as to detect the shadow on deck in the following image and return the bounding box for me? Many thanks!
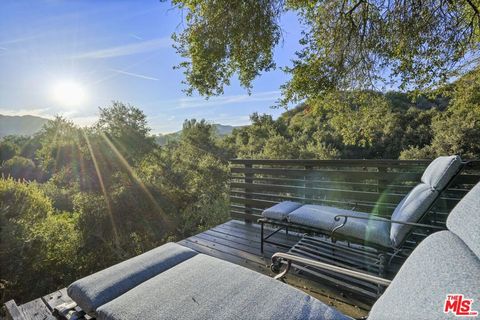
[7,219,368,319]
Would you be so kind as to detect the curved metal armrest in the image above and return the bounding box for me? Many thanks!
[271,252,392,286]
[332,214,445,237]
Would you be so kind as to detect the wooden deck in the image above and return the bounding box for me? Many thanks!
[5,219,369,319]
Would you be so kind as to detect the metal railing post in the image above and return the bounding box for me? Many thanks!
[244,163,253,223]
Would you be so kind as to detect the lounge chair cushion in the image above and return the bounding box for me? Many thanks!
[68,243,198,314]
[288,205,391,248]
[446,182,480,257]
[389,183,438,248]
[421,155,462,190]
[97,254,351,320]
[369,230,480,320]
[262,201,303,220]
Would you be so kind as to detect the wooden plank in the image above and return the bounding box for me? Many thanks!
[178,239,270,274]
[213,221,300,245]
[232,176,418,193]
[230,196,396,212]
[231,167,422,181]
[219,220,301,247]
[42,288,74,312]
[184,234,271,266]
[195,232,276,257]
[5,300,25,320]
[204,229,288,253]
[452,174,480,185]
[230,182,405,203]
[19,299,55,320]
[216,220,301,246]
[230,159,430,167]
[231,183,406,203]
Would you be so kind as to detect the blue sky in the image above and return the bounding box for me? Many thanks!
[0,0,303,133]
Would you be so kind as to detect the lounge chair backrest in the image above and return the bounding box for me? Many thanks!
[389,155,463,248]
[369,182,480,319]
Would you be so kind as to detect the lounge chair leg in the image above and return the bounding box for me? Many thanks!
[377,253,387,295]
[260,221,264,254]
[378,253,387,278]
[274,260,292,281]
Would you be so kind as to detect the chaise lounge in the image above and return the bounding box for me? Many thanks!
[65,181,480,319]
[259,155,466,256]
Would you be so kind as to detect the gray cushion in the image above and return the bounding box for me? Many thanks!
[369,231,480,320]
[390,184,438,248]
[447,182,480,258]
[288,205,391,248]
[421,155,462,190]
[262,201,302,220]
[68,243,198,314]
[97,254,351,320]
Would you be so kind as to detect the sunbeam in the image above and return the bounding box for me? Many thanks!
[99,132,171,229]
[83,131,122,254]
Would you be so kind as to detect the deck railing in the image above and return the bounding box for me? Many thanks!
[229,159,480,246]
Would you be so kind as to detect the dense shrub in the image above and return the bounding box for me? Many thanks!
[0,178,78,303]
[1,156,41,180]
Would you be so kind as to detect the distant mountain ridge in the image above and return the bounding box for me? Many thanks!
[0,114,50,138]
[155,123,239,146]
[0,114,240,143]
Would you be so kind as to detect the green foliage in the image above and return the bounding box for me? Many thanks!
[0,141,18,162]
[170,0,480,104]
[401,68,480,159]
[0,103,232,306]
[0,178,78,303]
[224,89,451,160]
[1,156,40,181]
[143,119,230,237]
[171,0,282,96]
[95,102,155,164]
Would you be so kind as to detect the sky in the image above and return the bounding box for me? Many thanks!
[0,0,303,133]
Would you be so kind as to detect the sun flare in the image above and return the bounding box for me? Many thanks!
[51,80,87,107]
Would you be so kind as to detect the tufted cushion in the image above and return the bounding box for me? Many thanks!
[68,243,198,314]
[97,254,351,320]
[369,231,480,320]
[288,205,391,248]
[446,182,480,257]
[421,155,462,190]
[390,184,438,248]
[262,201,302,220]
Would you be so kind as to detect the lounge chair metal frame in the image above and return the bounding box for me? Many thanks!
[271,252,392,286]
[259,160,472,277]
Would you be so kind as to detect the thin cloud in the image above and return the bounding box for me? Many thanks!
[178,90,281,109]
[74,37,171,59]
[149,90,281,110]
[110,69,159,81]
[129,33,143,40]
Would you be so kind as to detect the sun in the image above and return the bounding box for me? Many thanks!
[51,80,87,107]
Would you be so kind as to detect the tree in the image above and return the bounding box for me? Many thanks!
[0,178,78,303]
[400,68,480,159]
[1,156,39,181]
[169,1,480,105]
[95,102,156,164]
[0,141,17,162]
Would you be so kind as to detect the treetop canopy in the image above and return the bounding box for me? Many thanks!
[170,0,480,105]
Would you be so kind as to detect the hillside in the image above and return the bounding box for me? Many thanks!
[155,123,239,145]
[0,114,49,138]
